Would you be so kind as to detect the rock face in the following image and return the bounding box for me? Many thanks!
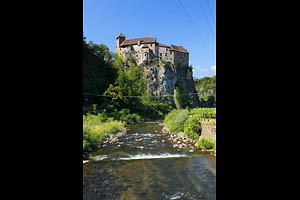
[143,62,200,108]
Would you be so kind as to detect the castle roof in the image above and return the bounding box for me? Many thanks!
[120,37,156,46]
[157,43,170,48]
[170,45,189,53]
[116,33,125,39]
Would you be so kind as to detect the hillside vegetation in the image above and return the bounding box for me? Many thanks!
[194,75,216,107]
[83,38,118,106]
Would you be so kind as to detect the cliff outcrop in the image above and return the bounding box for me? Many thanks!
[143,61,200,108]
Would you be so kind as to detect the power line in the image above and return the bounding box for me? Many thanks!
[177,0,215,59]
[84,92,200,98]
[197,0,215,36]
[205,0,216,27]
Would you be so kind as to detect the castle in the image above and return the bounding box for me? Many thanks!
[116,33,189,66]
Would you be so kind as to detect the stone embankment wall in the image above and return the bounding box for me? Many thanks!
[200,123,216,140]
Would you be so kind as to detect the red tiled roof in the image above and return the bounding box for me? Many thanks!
[120,37,156,46]
[157,43,170,48]
[170,45,189,53]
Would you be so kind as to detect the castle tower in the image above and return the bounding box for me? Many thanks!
[116,33,125,53]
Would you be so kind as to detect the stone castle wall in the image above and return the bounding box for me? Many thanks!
[200,123,216,140]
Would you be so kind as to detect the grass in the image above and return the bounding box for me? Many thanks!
[198,137,216,150]
[83,114,125,152]
[164,109,189,133]
[183,116,201,140]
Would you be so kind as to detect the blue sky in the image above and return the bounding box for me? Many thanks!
[83,0,216,79]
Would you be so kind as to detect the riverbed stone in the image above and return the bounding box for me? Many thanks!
[177,132,184,138]
[170,196,182,200]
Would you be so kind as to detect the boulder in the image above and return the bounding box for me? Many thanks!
[177,132,184,138]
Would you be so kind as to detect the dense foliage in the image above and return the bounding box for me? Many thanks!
[194,75,216,107]
[183,116,202,140]
[164,108,216,140]
[83,37,118,106]
[198,137,216,150]
[83,114,124,151]
[174,85,184,109]
[164,109,189,133]
[103,62,146,112]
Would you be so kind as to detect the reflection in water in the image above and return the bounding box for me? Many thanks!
[83,123,216,200]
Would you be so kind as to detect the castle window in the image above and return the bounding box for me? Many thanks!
[145,53,147,56]
[170,52,172,54]
[165,53,168,56]
[170,58,172,60]
[160,53,162,56]
[166,48,168,51]
[136,55,138,57]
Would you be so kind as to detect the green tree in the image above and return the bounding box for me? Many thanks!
[174,85,183,109]
[194,75,216,108]
[83,36,118,106]
[104,62,146,112]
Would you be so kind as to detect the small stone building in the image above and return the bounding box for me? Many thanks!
[116,33,189,66]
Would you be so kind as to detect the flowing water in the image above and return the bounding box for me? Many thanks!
[83,122,216,200]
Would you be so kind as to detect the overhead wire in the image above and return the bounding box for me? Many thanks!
[197,0,215,36]
[177,0,215,59]
[205,0,216,26]
[84,92,200,98]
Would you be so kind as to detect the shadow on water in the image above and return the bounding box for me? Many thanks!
[83,122,216,200]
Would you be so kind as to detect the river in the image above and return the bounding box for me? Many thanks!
[83,122,216,200]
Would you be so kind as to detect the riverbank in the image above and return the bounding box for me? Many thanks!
[84,121,215,164]
[83,122,216,200]
[160,123,216,155]
[83,127,128,162]
[163,108,216,155]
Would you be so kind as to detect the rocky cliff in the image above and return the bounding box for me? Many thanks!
[142,61,200,108]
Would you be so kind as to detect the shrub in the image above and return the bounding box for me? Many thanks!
[83,114,125,151]
[107,109,143,123]
[184,116,201,140]
[137,98,173,120]
[198,137,215,149]
[213,140,216,151]
[164,109,189,133]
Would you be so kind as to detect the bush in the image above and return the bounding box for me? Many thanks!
[213,140,216,151]
[184,116,201,140]
[107,109,143,123]
[83,114,125,151]
[137,98,173,120]
[164,109,189,133]
[198,137,215,149]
